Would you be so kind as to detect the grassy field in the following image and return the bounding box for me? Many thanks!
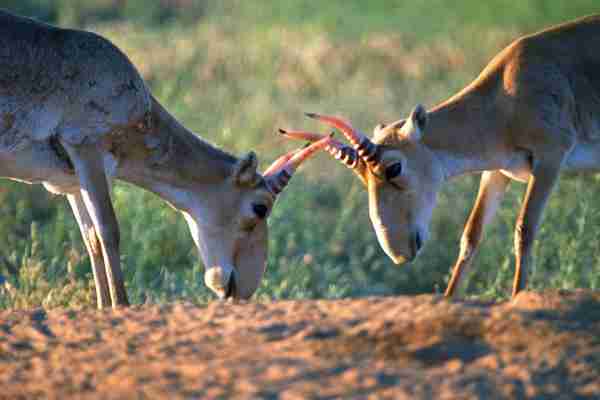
[1,1,599,308]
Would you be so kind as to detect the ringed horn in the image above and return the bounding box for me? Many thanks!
[278,129,361,169]
[263,135,332,196]
[302,113,380,167]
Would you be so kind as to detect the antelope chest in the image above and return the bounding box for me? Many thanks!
[500,150,531,183]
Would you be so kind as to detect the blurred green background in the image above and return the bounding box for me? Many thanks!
[1,0,599,308]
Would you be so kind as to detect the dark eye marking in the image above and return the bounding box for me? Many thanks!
[252,204,269,219]
[385,162,403,181]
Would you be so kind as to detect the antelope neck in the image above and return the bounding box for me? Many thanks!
[423,90,510,181]
[116,95,238,209]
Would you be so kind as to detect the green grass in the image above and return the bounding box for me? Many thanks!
[1,1,600,309]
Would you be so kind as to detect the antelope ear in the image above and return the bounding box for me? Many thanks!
[373,123,387,137]
[233,151,259,186]
[400,104,427,142]
[373,119,405,142]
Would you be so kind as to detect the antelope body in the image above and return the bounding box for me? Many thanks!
[283,15,600,297]
[0,10,326,308]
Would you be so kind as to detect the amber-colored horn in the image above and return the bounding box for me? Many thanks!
[278,128,324,142]
[279,129,360,169]
[304,113,380,165]
[263,148,298,176]
[264,136,331,196]
[326,138,361,168]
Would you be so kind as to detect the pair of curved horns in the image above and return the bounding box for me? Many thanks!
[262,135,332,196]
[278,129,359,169]
[279,113,380,170]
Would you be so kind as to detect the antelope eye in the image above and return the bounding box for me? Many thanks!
[385,162,403,180]
[252,204,269,219]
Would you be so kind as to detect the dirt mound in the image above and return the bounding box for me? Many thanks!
[1,289,599,399]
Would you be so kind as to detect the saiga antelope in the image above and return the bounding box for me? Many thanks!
[0,10,329,308]
[282,15,600,297]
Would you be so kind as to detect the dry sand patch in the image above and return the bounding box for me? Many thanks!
[1,289,599,399]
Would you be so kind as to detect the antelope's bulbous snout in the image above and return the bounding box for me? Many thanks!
[232,221,268,299]
[203,221,269,301]
[204,266,235,299]
[372,222,425,265]
[184,207,268,301]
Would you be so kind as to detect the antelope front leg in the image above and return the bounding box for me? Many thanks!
[62,142,129,307]
[512,154,565,298]
[445,170,510,297]
[67,193,111,309]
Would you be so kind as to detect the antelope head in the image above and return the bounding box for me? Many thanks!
[280,105,444,264]
[183,137,331,300]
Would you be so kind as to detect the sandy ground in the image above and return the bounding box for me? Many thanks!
[0,289,599,399]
